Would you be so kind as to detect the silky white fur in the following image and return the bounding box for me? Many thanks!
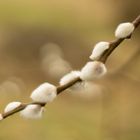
[4,102,21,113]
[60,71,81,85]
[20,105,44,119]
[115,22,134,38]
[59,71,83,90]
[80,61,107,81]
[30,83,57,103]
[89,42,109,60]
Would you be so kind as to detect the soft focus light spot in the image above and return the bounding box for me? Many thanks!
[0,77,26,96]
[40,43,72,79]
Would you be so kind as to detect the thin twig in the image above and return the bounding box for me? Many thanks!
[100,15,140,63]
[1,15,140,120]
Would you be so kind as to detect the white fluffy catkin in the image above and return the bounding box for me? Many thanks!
[30,83,57,103]
[0,114,3,120]
[4,102,21,113]
[20,105,44,119]
[60,71,81,85]
[89,42,109,60]
[115,22,134,38]
[59,71,83,90]
[80,61,107,81]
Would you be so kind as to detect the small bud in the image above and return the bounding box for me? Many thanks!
[80,61,107,81]
[115,22,135,38]
[20,105,44,119]
[89,42,109,60]
[4,102,21,113]
[59,71,83,90]
[30,83,57,103]
[0,114,3,121]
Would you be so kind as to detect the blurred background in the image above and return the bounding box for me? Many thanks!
[0,0,140,140]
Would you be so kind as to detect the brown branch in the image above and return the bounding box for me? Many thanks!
[1,15,140,120]
[2,102,46,119]
[99,15,140,63]
[57,77,82,94]
[99,38,124,63]
[133,15,140,28]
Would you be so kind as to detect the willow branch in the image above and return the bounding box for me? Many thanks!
[99,15,140,63]
[1,15,140,120]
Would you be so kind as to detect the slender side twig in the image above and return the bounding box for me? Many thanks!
[100,15,140,63]
[1,15,140,120]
